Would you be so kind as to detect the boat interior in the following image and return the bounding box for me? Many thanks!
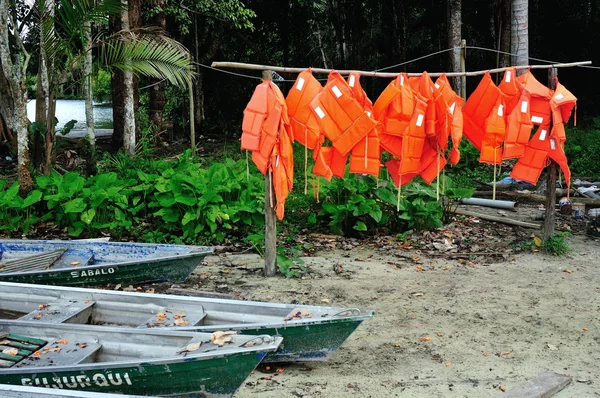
[0,321,270,369]
[0,241,209,274]
[0,290,346,329]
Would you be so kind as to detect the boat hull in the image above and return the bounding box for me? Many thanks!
[238,318,364,362]
[0,347,267,398]
[0,256,201,287]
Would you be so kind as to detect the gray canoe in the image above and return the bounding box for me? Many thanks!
[0,320,281,397]
[0,384,151,397]
[0,282,374,362]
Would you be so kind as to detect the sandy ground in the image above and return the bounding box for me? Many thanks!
[183,230,599,398]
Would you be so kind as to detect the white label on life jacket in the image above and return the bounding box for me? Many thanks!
[531,115,544,124]
[296,77,305,91]
[331,85,343,98]
[314,106,326,119]
[539,129,547,140]
[366,111,372,117]
[434,83,440,89]
[554,93,564,101]
[449,102,456,115]
[400,75,404,86]
[349,75,356,87]
[550,139,556,150]
[505,70,512,82]
[416,114,424,127]
[497,104,504,117]
[521,101,529,113]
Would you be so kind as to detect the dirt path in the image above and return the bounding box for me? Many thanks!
[184,233,599,397]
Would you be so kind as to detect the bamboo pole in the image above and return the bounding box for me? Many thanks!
[211,61,591,79]
[262,70,277,277]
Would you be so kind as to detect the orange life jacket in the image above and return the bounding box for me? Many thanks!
[399,95,428,175]
[241,83,270,152]
[286,69,323,150]
[518,71,553,128]
[373,73,414,159]
[499,69,533,160]
[385,159,417,188]
[312,143,334,181]
[310,71,377,156]
[346,72,381,176]
[434,74,464,165]
[479,101,506,165]
[463,72,506,151]
[242,80,294,220]
[510,123,571,186]
[313,146,347,179]
[549,81,577,143]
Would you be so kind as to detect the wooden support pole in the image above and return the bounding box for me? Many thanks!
[543,68,558,240]
[460,39,467,99]
[262,70,277,277]
[211,61,591,79]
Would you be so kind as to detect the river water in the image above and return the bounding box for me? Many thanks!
[26,99,113,130]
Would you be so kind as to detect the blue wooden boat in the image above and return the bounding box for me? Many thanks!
[0,240,212,287]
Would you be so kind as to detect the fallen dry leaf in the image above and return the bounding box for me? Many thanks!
[444,266,451,270]
[276,368,284,373]
[2,348,18,356]
[38,304,49,310]
[445,362,451,367]
[500,386,506,392]
[78,343,87,349]
[70,262,80,266]
[177,341,202,353]
[533,236,542,247]
[211,330,237,345]
[394,344,401,348]
[145,288,155,294]
[583,328,588,331]
[56,339,68,345]
[420,337,431,342]
[174,319,189,326]
[43,347,61,353]
[483,352,489,356]
[436,332,444,337]
[156,313,167,318]
[33,351,41,358]
[114,284,121,290]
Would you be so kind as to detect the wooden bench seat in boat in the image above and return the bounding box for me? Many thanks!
[18,299,96,324]
[16,339,102,368]
[137,306,206,328]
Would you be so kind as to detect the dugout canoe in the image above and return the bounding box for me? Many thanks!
[0,282,374,363]
[0,240,212,287]
[0,320,280,397]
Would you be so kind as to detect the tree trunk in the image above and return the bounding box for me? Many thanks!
[33,38,49,170]
[0,0,32,191]
[148,0,166,130]
[83,20,96,175]
[121,0,136,155]
[499,0,512,67]
[511,0,528,73]
[41,0,56,176]
[109,15,124,151]
[447,0,462,91]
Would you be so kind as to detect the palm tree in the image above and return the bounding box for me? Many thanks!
[37,0,194,174]
[511,0,528,73]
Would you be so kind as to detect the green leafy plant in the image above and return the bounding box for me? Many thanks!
[542,232,569,256]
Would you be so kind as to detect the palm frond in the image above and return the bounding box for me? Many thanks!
[100,34,194,87]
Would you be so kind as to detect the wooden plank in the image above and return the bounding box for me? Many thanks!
[505,371,572,398]
[453,208,541,229]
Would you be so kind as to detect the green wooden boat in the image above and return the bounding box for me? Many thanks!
[0,320,281,397]
[0,384,151,397]
[0,282,374,363]
[0,240,212,287]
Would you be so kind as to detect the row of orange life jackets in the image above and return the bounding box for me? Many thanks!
[240,68,577,219]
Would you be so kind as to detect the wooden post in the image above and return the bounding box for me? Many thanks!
[460,39,467,99]
[543,68,558,240]
[262,70,277,277]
